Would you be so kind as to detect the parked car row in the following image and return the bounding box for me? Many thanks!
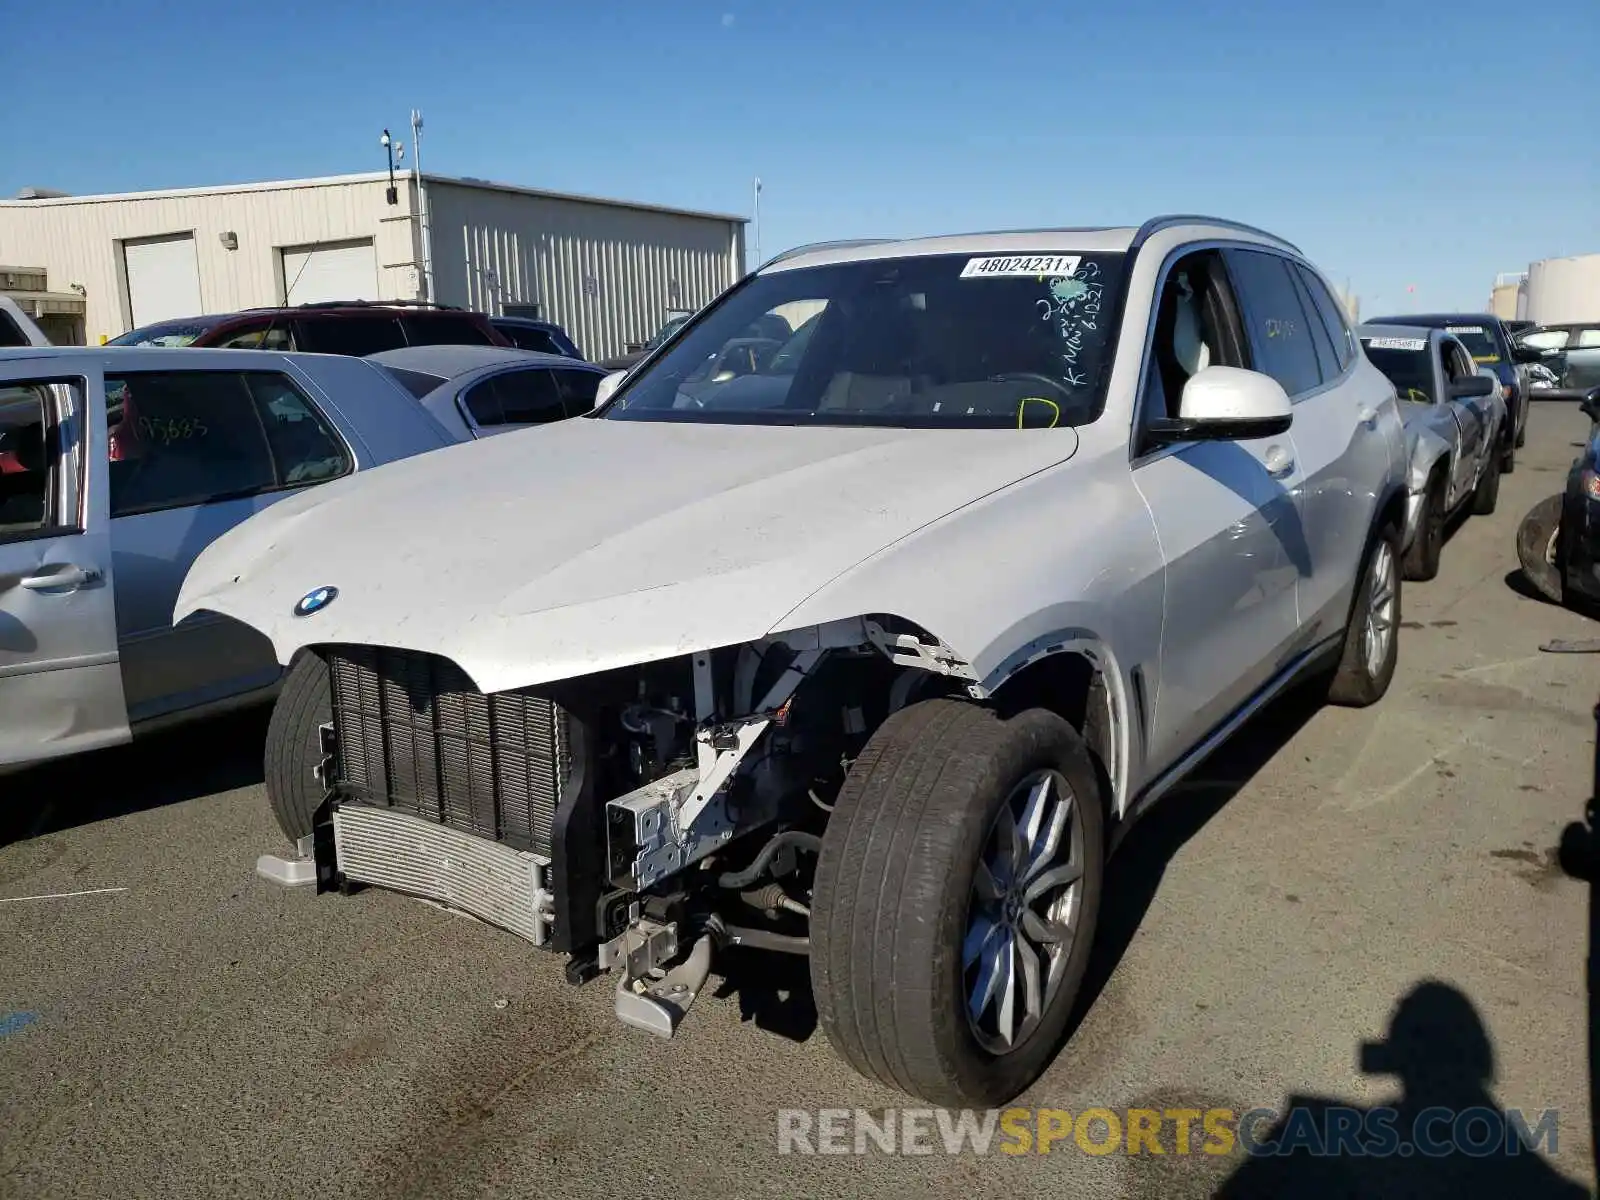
[0,214,1577,1112]
[1354,323,1506,580]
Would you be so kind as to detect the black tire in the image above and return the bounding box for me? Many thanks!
[1327,523,1402,708]
[1471,451,1500,516]
[1515,494,1565,605]
[811,699,1104,1107]
[1515,405,1527,449]
[265,652,332,845]
[1501,437,1516,474]
[1402,472,1444,582]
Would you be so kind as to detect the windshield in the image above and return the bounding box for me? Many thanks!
[1361,338,1435,403]
[1441,323,1501,363]
[107,319,218,347]
[600,252,1127,427]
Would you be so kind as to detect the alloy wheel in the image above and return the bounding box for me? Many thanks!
[963,769,1084,1055]
[1364,540,1397,678]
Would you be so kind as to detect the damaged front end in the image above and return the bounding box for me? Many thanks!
[299,616,980,1036]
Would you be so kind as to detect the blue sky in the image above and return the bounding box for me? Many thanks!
[4,0,1595,312]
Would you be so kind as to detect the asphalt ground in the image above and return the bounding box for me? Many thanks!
[2,399,1597,1199]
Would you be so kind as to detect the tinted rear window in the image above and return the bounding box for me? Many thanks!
[296,315,407,355]
[401,313,496,346]
[499,324,561,354]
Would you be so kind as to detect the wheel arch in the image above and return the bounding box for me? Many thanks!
[981,632,1135,821]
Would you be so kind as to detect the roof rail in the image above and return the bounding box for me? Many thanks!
[292,298,465,311]
[756,238,892,271]
[1131,215,1300,254]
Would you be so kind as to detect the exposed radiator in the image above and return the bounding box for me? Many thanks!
[333,805,553,945]
[326,645,571,858]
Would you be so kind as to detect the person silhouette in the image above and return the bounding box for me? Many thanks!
[1217,980,1590,1198]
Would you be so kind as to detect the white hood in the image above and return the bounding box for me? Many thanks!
[176,416,1078,692]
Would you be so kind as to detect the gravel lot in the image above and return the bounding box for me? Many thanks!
[2,400,1596,1200]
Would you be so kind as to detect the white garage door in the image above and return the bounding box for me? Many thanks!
[281,239,379,305]
[123,234,202,327]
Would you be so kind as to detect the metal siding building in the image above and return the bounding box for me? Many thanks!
[0,173,745,357]
[426,179,744,360]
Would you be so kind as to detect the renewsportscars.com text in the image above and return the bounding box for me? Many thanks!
[775,1105,1561,1158]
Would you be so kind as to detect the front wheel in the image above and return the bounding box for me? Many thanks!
[811,699,1104,1107]
[1501,437,1517,475]
[1516,495,1565,605]
[1402,474,1444,582]
[1327,524,1401,707]
[264,652,333,845]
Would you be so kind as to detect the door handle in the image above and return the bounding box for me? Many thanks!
[1264,445,1296,480]
[19,565,100,591]
[1357,406,1378,426]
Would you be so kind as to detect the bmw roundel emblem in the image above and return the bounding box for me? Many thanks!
[293,586,339,618]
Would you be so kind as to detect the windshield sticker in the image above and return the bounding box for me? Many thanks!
[961,254,1082,279]
[1445,325,1485,335]
[1364,336,1428,351]
[1473,355,1500,363]
[1035,260,1105,388]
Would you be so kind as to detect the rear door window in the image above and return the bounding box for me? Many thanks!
[294,315,407,355]
[106,371,351,516]
[1293,265,1355,372]
[462,369,569,428]
[1223,250,1324,397]
[0,383,54,535]
[492,369,567,425]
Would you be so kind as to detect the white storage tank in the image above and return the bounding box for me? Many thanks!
[1526,253,1600,325]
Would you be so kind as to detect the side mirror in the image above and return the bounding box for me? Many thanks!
[1580,387,1600,423]
[593,370,627,409]
[1448,374,1495,399]
[1147,366,1293,445]
[1511,343,1548,365]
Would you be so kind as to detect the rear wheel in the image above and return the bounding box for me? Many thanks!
[811,699,1104,1107]
[265,652,332,845]
[1471,451,1501,515]
[1516,494,1565,605]
[1402,473,1445,582]
[1328,524,1401,707]
[1501,436,1516,475]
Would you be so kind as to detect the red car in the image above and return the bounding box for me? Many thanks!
[106,300,509,355]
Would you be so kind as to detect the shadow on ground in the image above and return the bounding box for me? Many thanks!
[1211,978,1590,1198]
[0,705,271,847]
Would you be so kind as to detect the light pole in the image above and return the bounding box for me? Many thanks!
[411,109,434,303]
[752,176,762,271]
[380,129,399,206]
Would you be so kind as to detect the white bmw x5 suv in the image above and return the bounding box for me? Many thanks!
[178,215,1407,1106]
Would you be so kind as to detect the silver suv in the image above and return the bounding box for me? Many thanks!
[179,215,1408,1106]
